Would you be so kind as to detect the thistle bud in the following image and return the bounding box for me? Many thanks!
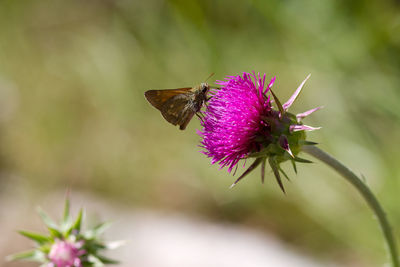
[7,196,122,266]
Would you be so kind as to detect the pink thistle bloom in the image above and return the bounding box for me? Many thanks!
[199,72,321,191]
[199,72,274,172]
[48,239,86,267]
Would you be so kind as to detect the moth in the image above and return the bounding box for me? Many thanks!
[144,83,210,130]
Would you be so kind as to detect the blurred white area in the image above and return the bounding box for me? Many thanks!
[113,212,332,267]
[0,190,335,267]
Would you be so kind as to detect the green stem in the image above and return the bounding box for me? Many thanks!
[302,145,399,267]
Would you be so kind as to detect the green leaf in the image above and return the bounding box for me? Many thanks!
[36,207,62,238]
[37,207,58,230]
[87,254,105,267]
[48,227,63,238]
[18,231,50,245]
[97,255,120,264]
[269,88,285,116]
[260,158,266,184]
[6,250,46,262]
[299,140,318,146]
[62,197,71,228]
[72,208,84,232]
[64,208,84,238]
[291,159,297,174]
[247,144,278,158]
[293,156,313,163]
[38,243,52,254]
[278,166,291,181]
[86,241,107,250]
[230,158,263,188]
[93,222,112,235]
[84,222,112,239]
[268,157,285,193]
[247,150,270,158]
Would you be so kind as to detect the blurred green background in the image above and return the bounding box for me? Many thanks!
[0,0,400,266]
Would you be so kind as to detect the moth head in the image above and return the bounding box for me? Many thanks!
[200,83,210,94]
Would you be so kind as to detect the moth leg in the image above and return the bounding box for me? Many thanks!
[196,112,205,124]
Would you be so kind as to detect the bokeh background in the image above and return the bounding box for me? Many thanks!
[1,0,400,266]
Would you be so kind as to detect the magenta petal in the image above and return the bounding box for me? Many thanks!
[282,74,311,111]
[48,239,85,267]
[290,124,321,132]
[265,76,276,94]
[74,258,82,267]
[296,106,323,122]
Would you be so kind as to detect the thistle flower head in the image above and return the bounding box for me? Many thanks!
[7,196,122,266]
[48,239,85,267]
[199,72,321,191]
[199,72,273,172]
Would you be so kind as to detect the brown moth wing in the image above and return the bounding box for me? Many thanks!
[179,112,195,130]
[160,93,196,130]
[144,88,192,110]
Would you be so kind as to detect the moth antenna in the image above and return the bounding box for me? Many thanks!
[204,73,215,82]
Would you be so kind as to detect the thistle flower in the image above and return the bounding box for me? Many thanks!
[199,72,321,192]
[48,239,85,267]
[7,196,123,266]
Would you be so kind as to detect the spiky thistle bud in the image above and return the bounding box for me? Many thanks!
[7,196,123,266]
